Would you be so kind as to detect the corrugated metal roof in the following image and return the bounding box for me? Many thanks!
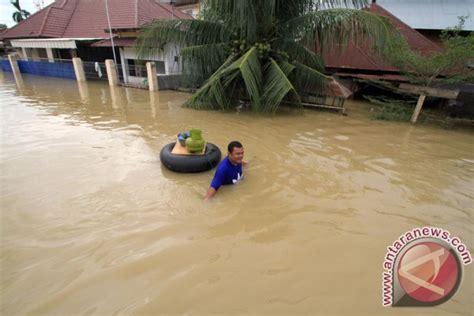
[335,72,409,82]
[1,0,192,40]
[377,0,474,31]
[10,38,100,49]
[322,3,442,72]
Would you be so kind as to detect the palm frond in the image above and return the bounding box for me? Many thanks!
[181,43,228,87]
[262,59,300,113]
[226,47,263,110]
[283,8,397,55]
[184,54,240,110]
[277,59,296,76]
[276,39,325,71]
[275,0,370,22]
[203,0,258,42]
[291,62,331,95]
[137,19,231,59]
[312,0,370,9]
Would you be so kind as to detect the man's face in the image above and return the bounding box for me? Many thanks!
[229,146,244,164]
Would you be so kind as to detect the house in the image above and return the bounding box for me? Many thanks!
[171,0,201,18]
[0,0,191,84]
[321,2,443,88]
[376,0,474,45]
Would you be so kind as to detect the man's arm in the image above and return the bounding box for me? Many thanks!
[206,171,223,200]
[205,187,217,200]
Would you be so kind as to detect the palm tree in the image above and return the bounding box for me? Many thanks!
[11,0,30,23]
[138,0,396,113]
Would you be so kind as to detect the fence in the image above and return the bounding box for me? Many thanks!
[82,61,108,81]
[121,63,148,89]
[8,57,76,79]
[1,58,12,72]
[2,56,181,92]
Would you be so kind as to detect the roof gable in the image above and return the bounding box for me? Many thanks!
[1,0,191,40]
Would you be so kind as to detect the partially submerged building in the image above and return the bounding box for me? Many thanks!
[376,0,474,45]
[322,2,442,88]
[0,0,191,84]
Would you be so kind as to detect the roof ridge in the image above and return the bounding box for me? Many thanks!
[58,0,69,8]
[59,0,79,37]
[155,1,174,18]
[354,43,383,70]
[371,3,441,51]
[135,0,139,28]
[2,1,56,38]
[39,6,53,36]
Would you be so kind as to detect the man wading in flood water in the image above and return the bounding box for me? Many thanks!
[205,141,245,199]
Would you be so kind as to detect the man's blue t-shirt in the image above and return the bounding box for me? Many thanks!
[210,157,243,190]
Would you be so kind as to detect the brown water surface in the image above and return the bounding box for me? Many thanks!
[0,73,473,315]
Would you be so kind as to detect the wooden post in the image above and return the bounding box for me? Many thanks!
[72,57,86,82]
[411,94,426,123]
[146,62,158,91]
[105,59,119,87]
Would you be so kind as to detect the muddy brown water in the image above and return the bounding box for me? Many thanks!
[0,72,473,315]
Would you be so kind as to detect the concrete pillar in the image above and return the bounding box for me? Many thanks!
[146,62,158,91]
[110,86,126,110]
[77,81,89,101]
[149,91,157,119]
[8,54,22,81]
[21,48,27,59]
[46,48,54,63]
[119,48,129,84]
[105,59,119,87]
[72,57,86,82]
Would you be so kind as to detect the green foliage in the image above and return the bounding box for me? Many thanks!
[364,95,416,122]
[11,0,30,23]
[0,24,7,30]
[383,17,474,86]
[138,0,398,113]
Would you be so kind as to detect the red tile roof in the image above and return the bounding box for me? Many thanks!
[1,0,191,40]
[322,3,442,72]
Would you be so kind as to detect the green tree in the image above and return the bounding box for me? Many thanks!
[384,17,474,86]
[0,24,7,30]
[138,0,396,113]
[11,0,30,23]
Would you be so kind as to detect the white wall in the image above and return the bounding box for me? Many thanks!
[122,42,182,75]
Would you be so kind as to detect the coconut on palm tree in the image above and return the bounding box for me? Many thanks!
[137,0,397,113]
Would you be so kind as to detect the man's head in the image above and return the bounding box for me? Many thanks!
[227,141,244,165]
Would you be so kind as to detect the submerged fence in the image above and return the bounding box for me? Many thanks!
[2,55,180,92]
[17,58,75,79]
[1,58,12,72]
[1,57,75,79]
[82,61,108,81]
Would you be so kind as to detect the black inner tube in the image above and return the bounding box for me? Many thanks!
[160,142,222,173]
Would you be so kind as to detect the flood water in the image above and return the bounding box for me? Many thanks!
[0,72,473,315]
